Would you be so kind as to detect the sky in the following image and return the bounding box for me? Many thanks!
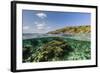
[22,10,91,33]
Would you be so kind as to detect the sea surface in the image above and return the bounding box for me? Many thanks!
[23,33,91,41]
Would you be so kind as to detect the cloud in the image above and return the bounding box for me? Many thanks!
[47,26,51,29]
[36,24,45,30]
[36,13,47,19]
[23,26,29,30]
[34,21,45,30]
[34,22,38,25]
[36,24,44,27]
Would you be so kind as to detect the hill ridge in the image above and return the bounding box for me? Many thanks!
[47,25,90,34]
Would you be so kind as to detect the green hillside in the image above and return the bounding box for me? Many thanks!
[48,25,90,34]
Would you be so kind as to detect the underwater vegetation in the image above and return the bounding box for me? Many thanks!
[23,37,91,62]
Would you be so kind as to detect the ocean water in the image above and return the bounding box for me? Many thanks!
[23,33,91,41]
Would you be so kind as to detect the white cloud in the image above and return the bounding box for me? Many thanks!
[37,27,44,30]
[36,13,47,19]
[36,24,45,30]
[23,26,29,30]
[47,26,51,29]
[34,22,38,25]
[36,24,44,27]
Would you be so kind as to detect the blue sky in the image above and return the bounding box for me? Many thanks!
[22,10,91,33]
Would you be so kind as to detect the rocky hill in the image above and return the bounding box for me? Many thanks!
[48,25,90,34]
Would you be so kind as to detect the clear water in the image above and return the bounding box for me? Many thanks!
[23,33,90,41]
